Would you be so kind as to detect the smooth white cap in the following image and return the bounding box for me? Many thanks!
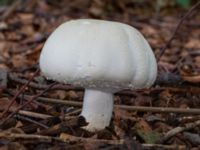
[39,19,157,92]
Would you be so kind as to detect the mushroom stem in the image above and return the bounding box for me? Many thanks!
[80,89,113,132]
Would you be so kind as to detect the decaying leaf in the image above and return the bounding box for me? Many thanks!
[133,119,161,143]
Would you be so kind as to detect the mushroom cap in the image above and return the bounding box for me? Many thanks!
[39,19,157,92]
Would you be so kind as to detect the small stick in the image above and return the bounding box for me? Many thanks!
[26,96,200,115]
[60,133,124,145]
[115,105,200,115]
[142,144,186,150]
[157,1,200,62]
[16,110,52,119]
[65,109,82,117]
[0,109,52,120]
[0,132,54,142]
[1,69,40,118]
[158,120,200,143]
[15,115,49,129]
[9,72,182,90]
[0,82,56,126]
[8,73,200,95]
[8,69,200,91]
[0,132,186,149]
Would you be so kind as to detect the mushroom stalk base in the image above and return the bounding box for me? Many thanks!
[80,89,113,132]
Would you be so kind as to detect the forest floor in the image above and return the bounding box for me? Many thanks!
[0,0,200,150]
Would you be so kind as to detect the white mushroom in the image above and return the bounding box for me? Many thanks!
[39,19,157,132]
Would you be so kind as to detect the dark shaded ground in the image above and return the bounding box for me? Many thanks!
[0,0,200,150]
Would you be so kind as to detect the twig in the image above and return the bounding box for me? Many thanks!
[24,96,200,115]
[8,109,52,119]
[33,96,82,107]
[142,143,186,150]
[8,73,200,95]
[65,109,82,117]
[15,115,49,129]
[60,133,124,145]
[10,82,56,114]
[0,132,123,145]
[115,105,200,115]
[1,69,40,118]
[15,110,52,119]
[158,120,200,143]
[157,1,200,61]
[0,132,55,142]
[0,132,186,149]
[9,73,183,90]
[0,82,56,126]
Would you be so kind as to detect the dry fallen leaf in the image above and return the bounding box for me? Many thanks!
[11,54,29,68]
[133,119,161,143]
[0,0,200,149]
[185,38,200,49]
